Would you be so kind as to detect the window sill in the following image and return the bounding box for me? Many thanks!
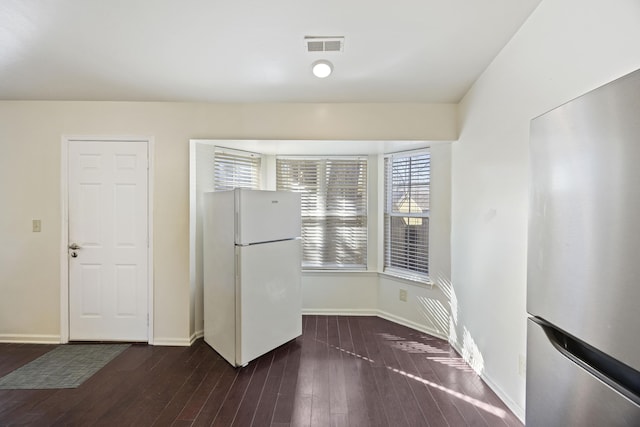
[302,270,378,278]
[301,269,435,290]
[378,271,434,289]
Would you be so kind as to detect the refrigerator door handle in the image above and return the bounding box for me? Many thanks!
[237,237,301,247]
[532,317,640,405]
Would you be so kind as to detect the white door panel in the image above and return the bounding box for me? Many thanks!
[68,140,148,341]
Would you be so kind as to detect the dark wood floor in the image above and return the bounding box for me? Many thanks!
[0,316,522,426]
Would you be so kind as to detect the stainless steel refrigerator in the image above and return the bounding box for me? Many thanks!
[527,69,640,426]
[203,189,302,367]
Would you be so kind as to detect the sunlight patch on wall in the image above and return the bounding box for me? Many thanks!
[433,270,486,376]
[462,327,485,374]
[434,271,457,324]
[419,270,457,341]
[449,317,459,345]
[416,296,449,336]
[427,356,475,373]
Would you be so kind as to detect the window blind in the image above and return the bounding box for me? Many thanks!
[384,151,430,281]
[213,148,261,190]
[276,157,368,269]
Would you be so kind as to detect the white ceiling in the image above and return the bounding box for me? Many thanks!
[0,0,542,103]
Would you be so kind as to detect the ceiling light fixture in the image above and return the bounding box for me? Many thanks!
[312,60,333,78]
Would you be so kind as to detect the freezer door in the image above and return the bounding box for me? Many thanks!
[526,319,640,427]
[236,189,301,245]
[528,69,640,371]
[236,239,302,366]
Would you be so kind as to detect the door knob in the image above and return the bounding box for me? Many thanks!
[68,243,82,250]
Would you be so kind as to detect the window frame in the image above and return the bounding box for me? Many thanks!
[383,149,431,283]
[212,146,262,191]
[276,155,368,271]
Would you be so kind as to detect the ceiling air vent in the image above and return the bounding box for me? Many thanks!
[304,36,344,53]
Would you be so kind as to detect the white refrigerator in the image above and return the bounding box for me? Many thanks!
[203,189,302,367]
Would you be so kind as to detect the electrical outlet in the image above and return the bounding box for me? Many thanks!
[399,289,407,302]
[32,219,41,232]
[518,354,526,377]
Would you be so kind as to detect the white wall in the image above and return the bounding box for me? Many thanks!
[302,272,379,315]
[451,0,640,419]
[0,101,456,344]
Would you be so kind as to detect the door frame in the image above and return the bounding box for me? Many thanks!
[60,135,154,344]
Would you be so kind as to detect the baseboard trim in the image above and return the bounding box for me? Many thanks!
[300,309,448,342]
[0,334,61,344]
[153,337,192,347]
[376,310,448,341]
[449,341,525,423]
[482,372,525,423]
[190,330,204,345]
[302,308,378,316]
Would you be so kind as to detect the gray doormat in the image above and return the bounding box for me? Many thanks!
[0,344,129,389]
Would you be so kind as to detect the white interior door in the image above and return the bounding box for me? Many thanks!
[68,140,149,341]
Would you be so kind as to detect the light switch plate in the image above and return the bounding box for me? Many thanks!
[32,219,41,232]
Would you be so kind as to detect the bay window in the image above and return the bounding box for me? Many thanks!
[276,157,368,269]
[384,151,430,281]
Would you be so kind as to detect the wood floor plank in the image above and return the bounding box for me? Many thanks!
[174,352,226,422]
[249,344,290,427]
[310,315,331,427]
[326,316,348,418]
[71,356,166,424]
[191,361,239,427]
[90,346,190,426]
[61,346,160,425]
[0,390,54,424]
[348,317,391,427]
[404,340,487,427]
[0,317,523,427]
[360,317,412,427]
[152,342,218,425]
[232,350,274,426]
[130,345,209,425]
[381,321,450,427]
[422,341,520,427]
[289,315,316,427]
[271,340,303,425]
[331,412,349,427]
[373,321,431,427]
[379,319,470,427]
[335,316,369,427]
[211,361,257,426]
